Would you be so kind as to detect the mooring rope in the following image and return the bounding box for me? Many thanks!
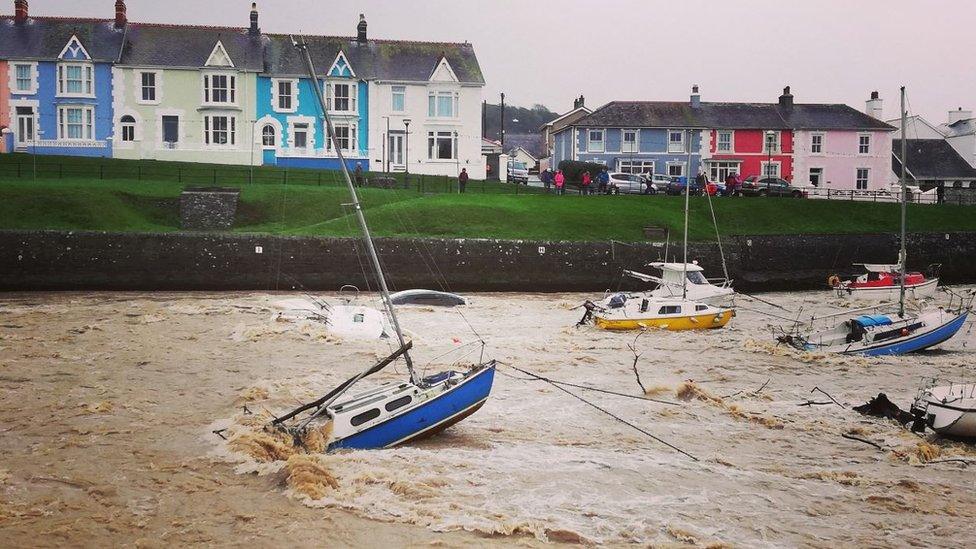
[500,364,699,462]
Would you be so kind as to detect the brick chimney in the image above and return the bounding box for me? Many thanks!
[778,85,794,109]
[865,91,883,120]
[14,0,28,24]
[249,2,259,36]
[357,13,367,42]
[690,84,701,108]
[114,0,126,30]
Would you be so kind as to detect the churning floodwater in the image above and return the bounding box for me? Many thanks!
[1,290,975,547]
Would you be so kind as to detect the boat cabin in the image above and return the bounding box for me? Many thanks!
[650,262,709,286]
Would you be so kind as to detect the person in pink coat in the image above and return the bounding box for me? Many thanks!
[554,170,566,195]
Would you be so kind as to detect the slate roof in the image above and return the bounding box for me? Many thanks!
[573,101,895,131]
[891,139,976,180]
[119,23,265,70]
[0,16,125,61]
[504,133,545,158]
[263,34,484,83]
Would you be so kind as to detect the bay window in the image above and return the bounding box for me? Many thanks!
[203,73,236,105]
[58,63,94,97]
[427,131,457,160]
[708,161,741,183]
[58,106,94,140]
[204,115,236,145]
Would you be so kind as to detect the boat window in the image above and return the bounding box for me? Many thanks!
[658,305,682,315]
[867,272,880,281]
[686,271,708,285]
[350,408,381,426]
[696,305,708,311]
[384,395,412,412]
[353,313,364,323]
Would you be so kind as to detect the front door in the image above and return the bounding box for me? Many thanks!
[388,133,404,171]
[15,107,34,146]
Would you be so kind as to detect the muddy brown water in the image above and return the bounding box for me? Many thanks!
[1,291,975,547]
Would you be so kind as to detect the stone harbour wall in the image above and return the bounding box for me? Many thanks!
[1,230,974,292]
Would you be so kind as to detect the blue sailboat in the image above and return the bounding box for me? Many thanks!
[269,37,495,450]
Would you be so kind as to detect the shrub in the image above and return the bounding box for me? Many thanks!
[557,160,607,184]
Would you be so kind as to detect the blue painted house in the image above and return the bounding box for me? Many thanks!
[0,10,124,157]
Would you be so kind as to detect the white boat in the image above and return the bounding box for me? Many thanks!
[592,294,733,331]
[912,381,976,438]
[830,263,939,301]
[624,262,734,305]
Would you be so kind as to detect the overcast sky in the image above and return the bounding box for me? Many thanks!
[32,0,976,123]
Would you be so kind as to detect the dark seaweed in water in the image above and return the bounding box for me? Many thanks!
[853,393,914,424]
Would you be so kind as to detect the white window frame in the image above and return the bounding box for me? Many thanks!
[427,130,458,161]
[328,123,359,154]
[707,161,742,183]
[57,62,94,98]
[666,161,686,178]
[617,159,654,174]
[261,124,277,149]
[716,130,734,153]
[391,85,406,113]
[587,129,605,153]
[427,90,459,118]
[810,132,824,155]
[858,133,871,155]
[855,167,870,190]
[327,82,357,113]
[760,161,781,178]
[57,105,95,140]
[286,116,316,151]
[119,115,137,143]
[621,129,639,153]
[203,114,237,147]
[202,72,237,106]
[10,62,38,94]
[667,130,686,153]
[271,78,299,113]
[809,167,824,187]
[136,70,161,105]
[763,131,781,154]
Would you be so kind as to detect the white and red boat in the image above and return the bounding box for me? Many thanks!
[829,263,939,301]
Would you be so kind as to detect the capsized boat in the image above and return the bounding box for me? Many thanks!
[266,37,494,451]
[592,294,733,331]
[911,381,976,438]
[829,263,939,301]
[624,261,734,305]
[390,289,468,307]
[273,291,391,340]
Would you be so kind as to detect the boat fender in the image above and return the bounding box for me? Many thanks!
[827,275,841,288]
[901,328,909,336]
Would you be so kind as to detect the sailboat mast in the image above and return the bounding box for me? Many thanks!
[294,37,417,381]
[682,129,691,299]
[899,86,908,318]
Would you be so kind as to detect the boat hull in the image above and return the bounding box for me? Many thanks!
[595,310,733,331]
[328,364,495,451]
[913,383,976,438]
[835,278,939,301]
[803,310,968,356]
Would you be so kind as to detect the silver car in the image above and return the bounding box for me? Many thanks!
[607,172,659,194]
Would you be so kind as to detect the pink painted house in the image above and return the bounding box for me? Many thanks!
[0,60,9,153]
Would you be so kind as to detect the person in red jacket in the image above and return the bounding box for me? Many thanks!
[581,170,592,195]
[554,170,565,195]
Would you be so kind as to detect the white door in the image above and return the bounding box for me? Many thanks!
[388,133,404,171]
[16,108,34,146]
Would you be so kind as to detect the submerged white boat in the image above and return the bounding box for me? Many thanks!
[273,294,390,340]
[624,262,734,305]
[912,381,976,438]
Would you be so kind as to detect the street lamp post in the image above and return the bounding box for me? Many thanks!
[454,130,459,192]
[765,130,776,183]
[403,118,411,181]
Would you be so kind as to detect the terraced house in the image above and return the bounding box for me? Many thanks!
[0,1,486,177]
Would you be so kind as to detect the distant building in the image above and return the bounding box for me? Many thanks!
[504,133,544,171]
[892,139,976,191]
[939,108,976,169]
[540,95,590,167]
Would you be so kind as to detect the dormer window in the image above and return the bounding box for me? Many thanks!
[203,73,236,105]
[57,63,94,97]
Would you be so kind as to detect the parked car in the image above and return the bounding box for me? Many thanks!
[741,176,807,198]
[648,173,672,191]
[607,172,659,194]
[665,176,704,196]
[507,160,529,184]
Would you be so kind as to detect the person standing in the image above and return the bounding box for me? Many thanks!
[354,163,365,187]
[581,170,592,195]
[554,170,565,195]
[598,168,610,194]
[695,170,709,196]
[725,172,737,197]
[458,168,469,193]
[541,168,552,192]
[937,182,945,204]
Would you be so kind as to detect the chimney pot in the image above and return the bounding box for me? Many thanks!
[249,2,260,35]
[870,90,879,100]
[690,85,701,108]
[865,91,884,120]
[14,0,28,24]
[779,86,794,109]
[114,0,126,30]
[357,13,367,42]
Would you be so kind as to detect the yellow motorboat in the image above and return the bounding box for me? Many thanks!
[592,297,733,331]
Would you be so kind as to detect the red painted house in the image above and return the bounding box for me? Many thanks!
[704,88,796,183]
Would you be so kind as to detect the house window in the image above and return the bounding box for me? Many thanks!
[856,168,869,190]
[14,64,33,92]
[667,163,685,178]
[708,161,741,183]
[811,133,824,154]
[621,130,638,153]
[261,125,276,147]
[162,115,179,144]
[293,123,309,149]
[392,86,405,112]
[717,131,733,152]
[204,115,235,145]
[618,160,654,174]
[668,130,685,153]
[204,73,236,104]
[140,72,157,102]
[761,162,780,178]
[809,167,823,187]
[277,80,293,111]
[334,125,356,151]
[120,115,136,142]
[58,63,93,96]
[427,91,458,117]
[427,131,457,160]
[858,134,871,154]
[587,130,605,153]
[58,106,94,140]
[329,83,357,112]
[763,131,780,153]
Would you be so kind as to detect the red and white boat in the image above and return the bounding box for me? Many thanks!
[829,263,939,301]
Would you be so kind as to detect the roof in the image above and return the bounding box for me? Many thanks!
[263,34,484,83]
[650,262,705,272]
[504,133,545,158]
[570,101,895,131]
[942,118,976,137]
[891,139,976,180]
[119,22,265,70]
[0,16,125,61]
[540,106,592,131]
